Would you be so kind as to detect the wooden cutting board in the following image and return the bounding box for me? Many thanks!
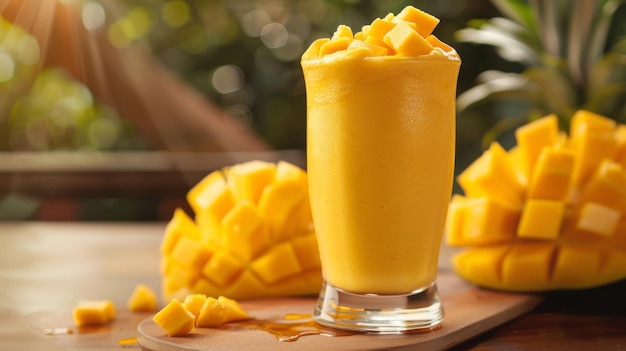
[137,272,542,351]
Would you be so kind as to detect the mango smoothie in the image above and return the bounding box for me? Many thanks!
[302,7,461,296]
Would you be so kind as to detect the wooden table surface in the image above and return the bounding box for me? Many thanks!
[1,222,625,351]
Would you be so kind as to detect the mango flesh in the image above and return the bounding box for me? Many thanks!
[127,284,158,312]
[153,294,251,336]
[152,299,195,337]
[72,300,116,327]
[448,110,626,291]
[161,160,321,301]
[302,5,458,61]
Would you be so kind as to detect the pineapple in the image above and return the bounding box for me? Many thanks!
[456,0,626,147]
[160,160,321,301]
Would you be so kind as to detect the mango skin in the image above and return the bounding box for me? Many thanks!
[448,110,626,292]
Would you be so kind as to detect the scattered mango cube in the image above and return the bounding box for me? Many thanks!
[126,284,158,312]
[72,300,115,327]
[196,297,227,328]
[182,294,207,320]
[153,299,195,337]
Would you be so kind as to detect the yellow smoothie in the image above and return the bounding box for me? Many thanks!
[302,7,461,295]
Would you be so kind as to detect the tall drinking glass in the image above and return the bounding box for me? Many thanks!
[302,42,461,332]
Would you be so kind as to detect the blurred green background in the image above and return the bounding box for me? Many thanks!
[0,0,506,160]
[2,0,624,220]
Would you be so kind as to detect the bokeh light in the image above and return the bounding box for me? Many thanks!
[241,10,271,37]
[0,51,15,82]
[107,6,153,48]
[7,67,139,151]
[162,0,190,29]
[211,65,244,94]
[260,23,288,49]
[82,2,106,32]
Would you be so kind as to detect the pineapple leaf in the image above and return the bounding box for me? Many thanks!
[531,0,570,57]
[586,0,626,84]
[523,66,577,118]
[456,71,534,112]
[589,52,626,94]
[567,0,599,88]
[587,53,626,116]
[490,0,537,30]
[455,18,541,65]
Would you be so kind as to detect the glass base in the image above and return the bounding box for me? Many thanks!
[313,281,444,333]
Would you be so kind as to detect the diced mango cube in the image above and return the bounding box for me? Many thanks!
[526,146,575,201]
[383,21,433,57]
[569,110,618,186]
[127,284,158,312]
[319,36,351,56]
[517,199,565,240]
[425,34,454,52]
[227,161,276,204]
[461,197,520,245]
[346,39,389,58]
[217,296,251,323]
[576,202,621,237]
[196,297,227,328]
[187,171,235,243]
[444,195,468,246]
[457,142,526,206]
[291,234,321,270]
[258,179,306,240]
[392,5,440,38]
[274,160,308,186]
[202,251,244,287]
[163,263,200,293]
[153,299,195,337]
[188,171,231,216]
[514,114,560,177]
[577,160,626,214]
[221,201,268,260]
[251,242,302,284]
[365,18,397,45]
[161,209,201,255]
[182,294,207,320]
[73,300,116,327]
[170,236,212,268]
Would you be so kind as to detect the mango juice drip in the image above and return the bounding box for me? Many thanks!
[302,6,461,294]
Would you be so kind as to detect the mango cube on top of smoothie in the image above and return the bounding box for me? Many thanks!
[302,6,458,61]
